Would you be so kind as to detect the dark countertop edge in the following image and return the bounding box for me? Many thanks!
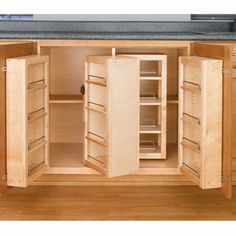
[0,32,236,40]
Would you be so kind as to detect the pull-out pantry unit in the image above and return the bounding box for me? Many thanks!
[0,40,233,198]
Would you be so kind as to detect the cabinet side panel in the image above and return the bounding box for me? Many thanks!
[0,42,35,193]
[6,60,27,187]
[201,60,222,188]
[190,43,232,197]
[108,58,139,177]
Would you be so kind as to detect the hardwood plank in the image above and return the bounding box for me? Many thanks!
[0,185,236,220]
[49,95,83,104]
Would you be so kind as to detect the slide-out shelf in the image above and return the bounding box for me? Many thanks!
[139,140,162,159]
[140,70,162,80]
[49,95,83,104]
[140,120,161,134]
[140,97,162,105]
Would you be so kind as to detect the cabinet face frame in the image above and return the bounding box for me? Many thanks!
[6,55,49,187]
[179,56,223,189]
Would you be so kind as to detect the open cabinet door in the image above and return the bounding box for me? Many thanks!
[179,56,223,189]
[0,42,36,194]
[190,43,233,198]
[84,56,139,177]
[7,55,49,187]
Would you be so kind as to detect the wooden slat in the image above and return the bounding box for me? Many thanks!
[139,76,162,80]
[180,166,200,186]
[28,82,46,91]
[85,79,106,87]
[181,139,200,153]
[181,83,201,93]
[85,106,106,114]
[86,136,106,147]
[28,137,46,153]
[49,95,83,104]
[182,113,200,126]
[84,160,106,175]
[28,109,47,123]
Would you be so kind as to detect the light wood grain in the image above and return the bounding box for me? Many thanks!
[2,185,236,220]
[120,54,167,160]
[0,42,36,193]
[38,40,191,48]
[6,55,49,187]
[49,95,83,104]
[191,43,233,198]
[49,103,83,143]
[49,143,84,167]
[179,56,222,189]
[85,56,140,177]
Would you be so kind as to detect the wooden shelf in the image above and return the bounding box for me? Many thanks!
[167,95,178,104]
[140,125,161,134]
[140,71,162,80]
[140,143,178,168]
[140,140,162,159]
[140,76,162,81]
[49,95,83,104]
[140,147,162,159]
[140,97,162,105]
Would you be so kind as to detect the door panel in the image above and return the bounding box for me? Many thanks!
[6,55,49,187]
[179,56,223,189]
[85,56,139,177]
[0,42,36,194]
[190,43,232,198]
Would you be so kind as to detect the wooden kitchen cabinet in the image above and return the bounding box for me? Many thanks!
[0,40,233,198]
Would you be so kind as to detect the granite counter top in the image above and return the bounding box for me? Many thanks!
[0,20,236,40]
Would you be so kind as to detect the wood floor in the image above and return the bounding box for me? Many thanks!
[0,186,236,220]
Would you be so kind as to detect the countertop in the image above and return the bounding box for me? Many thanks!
[0,20,236,40]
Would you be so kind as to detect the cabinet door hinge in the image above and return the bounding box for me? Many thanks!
[222,68,229,74]
[1,175,7,181]
[221,175,227,182]
[0,66,7,72]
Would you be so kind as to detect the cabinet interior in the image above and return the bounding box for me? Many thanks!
[39,46,189,174]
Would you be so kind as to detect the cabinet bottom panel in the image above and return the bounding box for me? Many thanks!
[49,143,84,167]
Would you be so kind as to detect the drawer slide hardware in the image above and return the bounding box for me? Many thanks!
[221,175,227,183]
[1,175,7,181]
[0,66,7,72]
[222,68,228,74]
